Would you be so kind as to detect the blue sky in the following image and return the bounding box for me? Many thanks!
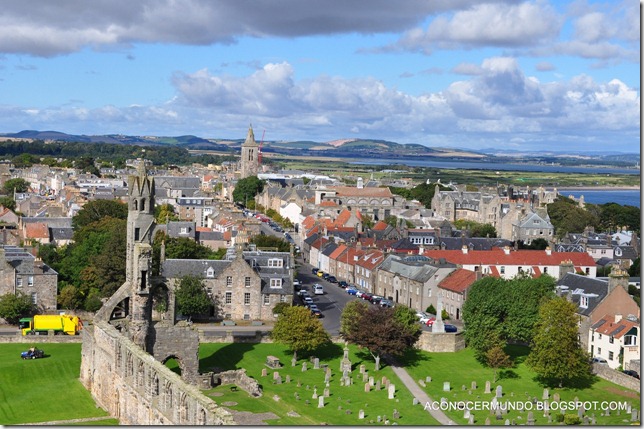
[0,0,639,153]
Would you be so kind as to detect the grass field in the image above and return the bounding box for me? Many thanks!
[0,343,110,425]
[198,341,440,425]
[398,345,640,426]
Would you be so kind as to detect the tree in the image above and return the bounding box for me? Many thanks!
[232,176,264,206]
[484,331,513,383]
[340,300,369,338]
[71,199,128,230]
[453,219,497,237]
[58,285,83,310]
[165,237,218,260]
[251,234,291,252]
[272,302,291,316]
[271,305,330,355]
[0,196,16,211]
[174,275,212,318]
[526,297,592,387]
[342,304,420,370]
[154,203,179,224]
[0,292,34,324]
[2,178,29,195]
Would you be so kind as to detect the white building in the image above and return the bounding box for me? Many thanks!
[588,314,639,370]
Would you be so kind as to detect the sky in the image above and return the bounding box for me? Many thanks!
[0,0,639,153]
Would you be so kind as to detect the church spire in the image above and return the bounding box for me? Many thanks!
[243,124,258,147]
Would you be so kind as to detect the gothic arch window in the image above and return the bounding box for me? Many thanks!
[140,198,146,211]
[179,392,189,424]
[152,372,159,396]
[114,389,120,418]
[198,408,206,425]
[165,382,173,410]
[126,352,134,377]
[137,360,145,388]
[133,199,138,211]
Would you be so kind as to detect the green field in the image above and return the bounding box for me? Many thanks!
[0,343,639,426]
[0,343,111,425]
[398,345,640,426]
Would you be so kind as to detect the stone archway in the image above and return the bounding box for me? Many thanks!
[162,355,184,377]
[150,283,171,321]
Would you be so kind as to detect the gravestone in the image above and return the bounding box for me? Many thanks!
[266,356,281,369]
[496,408,503,420]
[377,415,382,423]
[413,398,419,405]
[297,381,301,387]
[631,409,639,422]
[365,382,371,393]
[504,419,510,425]
[324,387,330,397]
[443,382,451,392]
[542,388,549,400]
[484,381,491,394]
[553,393,560,402]
[294,392,300,400]
[302,362,307,372]
[484,417,491,425]
[275,376,282,384]
[464,409,471,419]
[468,414,475,425]
[496,385,502,398]
[273,371,280,380]
[359,409,365,419]
[261,368,267,377]
[318,396,325,408]
[375,380,381,391]
[582,416,589,425]
[426,376,432,383]
[382,376,388,386]
[340,343,352,372]
[419,379,426,387]
[325,371,331,384]
[393,409,400,420]
[491,397,498,412]
[369,375,375,386]
[313,358,320,369]
[312,388,318,399]
[360,364,366,374]
[285,375,291,383]
[388,384,395,399]
[527,411,535,425]
[471,381,477,390]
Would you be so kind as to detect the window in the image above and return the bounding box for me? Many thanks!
[543,267,548,274]
[27,276,34,287]
[625,335,637,346]
[597,348,601,355]
[243,314,250,320]
[270,279,282,288]
[245,277,251,287]
[585,267,590,275]
[580,296,589,309]
[263,294,270,305]
[268,258,283,268]
[500,266,505,274]
[608,351,614,361]
[244,292,251,305]
[428,288,432,297]
[280,295,286,303]
[226,276,232,287]
[609,336,614,344]
[16,277,23,288]
[206,267,215,278]
[225,292,232,304]
[31,293,37,304]
[180,227,188,234]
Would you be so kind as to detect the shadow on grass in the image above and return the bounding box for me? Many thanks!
[392,347,431,369]
[199,342,256,372]
[499,369,519,380]
[532,373,598,389]
[505,344,530,365]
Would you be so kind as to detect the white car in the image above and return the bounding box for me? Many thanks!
[314,284,324,295]
[303,296,314,305]
[416,312,432,324]
[355,290,365,299]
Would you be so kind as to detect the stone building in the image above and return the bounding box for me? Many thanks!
[161,247,294,322]
[240,125,260,179]
[0,245,58,315]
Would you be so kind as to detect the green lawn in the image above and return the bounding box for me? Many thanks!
[198,342,440,425]
[0,343,110,425]
[398,345,640,426]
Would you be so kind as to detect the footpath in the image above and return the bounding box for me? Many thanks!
[385,355,457,425]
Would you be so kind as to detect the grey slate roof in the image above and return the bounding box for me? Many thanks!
[166,221,196,239]
[379,254,445,283]
[49,227,74,241]
[556,273,608,317]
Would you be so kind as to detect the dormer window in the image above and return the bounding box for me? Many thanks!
[270,279,283,288]
[180,227,188,234]
[580,296,589,309]
[206,267,215,278]
[268,258,283,268]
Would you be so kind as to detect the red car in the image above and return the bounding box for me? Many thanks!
[425,317,436,326]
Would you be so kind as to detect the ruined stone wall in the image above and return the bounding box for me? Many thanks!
[80,321,235,425]
[592,363,640,392]
[415,331,465,353]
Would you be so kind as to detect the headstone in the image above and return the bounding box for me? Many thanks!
[312,388,318,399]
[504,419,510,425]
[631,409,639,422]
[443,382,451,392]
[340,343,352,372]
[273,371,280,380]
[340,378,345,387]
[266,355,281,369]
[360,364,366,374]
[484,381,491,394]
[426,376,432,383]
[388,384,395,399]
[375,380,381,391]
[314,358,320,369]
[413,398,419,405]
[418,379,426,387]
[318,395,325,408]
[468,414,475,425]
[527,411,535,426]
[285,375,291,383]
[261,368,267,377]
[491,397,498,411]
[294,392,300,400]
[359,409,365,419]
[325,371,331,383]
[364,382,371,392]
[362,372,368,383]
[484,417,491,425]
[553,393,560,402]
[462,385,467,391]
[471,381,477,390]
[377,415,382,423]
[582,416,589,425]
[382,376,388,386]
[276,376,282,384]
[324,387,330,397]
[496,385,502,398]
[464,409,471,419]
[577,406,583,419]
[393,409,400,420]
[302,362,307,372]
[496,408,503,420]
[369,375,375,386]
[542,388,549,400]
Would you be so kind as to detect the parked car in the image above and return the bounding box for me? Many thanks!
[317,271,324,277]
[371,295,384,304]
[312,268,319,274]
[425,317,436,326]
[355,290,365,298]
[322,272,331,280]
[311,308,323,318]
[380,299,394,308]
[303,296,314,305]
[622,370,640,379]
[591,357,608,364]
[338,280,349,288]
[308,304,320,312]
[444,324,458,333]
[361,292,374,302]
[346,287,358,295]
[416,312,432,324]
[314,284,324,295]
[327,276,337,283]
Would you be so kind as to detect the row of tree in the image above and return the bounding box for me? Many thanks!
[548,196,640,237]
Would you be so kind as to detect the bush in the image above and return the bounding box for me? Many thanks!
[426,304,436,315]
[564,414,581,425]
[441,309,450,320]
[272,302,291,316]
[556,414,565,423]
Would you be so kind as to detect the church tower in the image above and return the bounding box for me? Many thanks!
[126,159,155,349]
[240,125,259,178]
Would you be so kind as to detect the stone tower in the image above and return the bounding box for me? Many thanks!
[240,125,259,178]
[126,160,155,349]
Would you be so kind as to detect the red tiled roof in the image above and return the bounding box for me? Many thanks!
[25,222,49,239]
[438,269,477,293]
[489,266,500,277]
[373,221,388,231]
[532,266,541,278]
[421,248,596,267]
[329,244,347,260]
[593,314,639,339]
[320,201,338,207]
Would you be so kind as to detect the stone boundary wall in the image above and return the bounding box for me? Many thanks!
[80,321,236,425]
[0,333,82,343]
[415,331,466,352]
[198,329,273,343]
[592,363,640,392]
[212,369,263,397]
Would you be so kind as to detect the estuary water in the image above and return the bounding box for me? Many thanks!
[557,189,641,208]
